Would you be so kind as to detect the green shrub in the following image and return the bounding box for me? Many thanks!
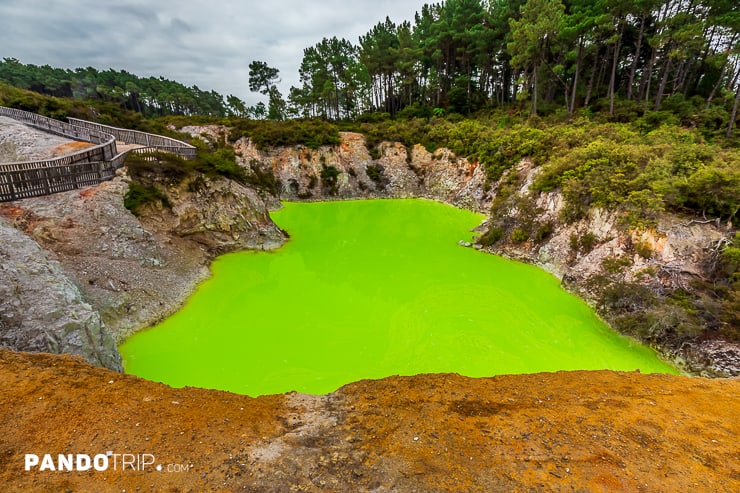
[124,182,169,215]
[619,190,665,228]
[580,232,598,253]
[229,119,340,150]
[534,222,553,242]
[365,164,386,189]
[125,151,191,181]
[320,164,340,195]
[570,231,599,254]
[193,147,246,183]
[634,240,653,259]
[477,227,503,247]
[510,228,529,243]
[635,111,680,132]
[601,256,633,274]
[243,159,277,195]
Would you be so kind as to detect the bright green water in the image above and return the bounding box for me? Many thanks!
[120,199,677,396]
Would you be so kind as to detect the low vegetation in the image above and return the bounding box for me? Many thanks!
[122,144,251,214]
[123,182,170,215]
[228,119,340,150]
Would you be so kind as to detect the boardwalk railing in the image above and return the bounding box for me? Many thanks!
[67,118,196,159]
[0,106,196,202]
[0,106,117,160]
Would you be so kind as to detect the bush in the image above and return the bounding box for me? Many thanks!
[125,151,191,181]
[570,231,599,255]
[194,147,247,183]
[510,228,529,243]
[124,182,169,215]
[477,227,503,247]
[530,120,739,226]
[601,256,633,274]
[634,240,653,259]
[229,119,340,150]
[582,232,598,252]
[365,164,386,190]
[397,103,433,120]
[243,159,277,195]
[619,190,665,229]
[320,165,340,195]
[634,111,680,132]
[534,222,553,242]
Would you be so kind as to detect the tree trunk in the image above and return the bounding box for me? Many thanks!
[640,47,657,107]
[727,84,740,138]
[533,65,538,116]
[609,22,624,117]
[672,60,686,96]
[706,63,727,109]
[627,15,646,101]
[596,53,608,100]
[688,25,717,96]
[654,57,673,111]
[503,60,512,104]
[569,38,583,116]
[584,49,600,107]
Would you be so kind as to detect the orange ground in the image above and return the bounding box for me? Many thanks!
[1,349,738,492]
[51,141,96,156]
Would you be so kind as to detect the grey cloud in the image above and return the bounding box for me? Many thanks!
[0,0,423,105]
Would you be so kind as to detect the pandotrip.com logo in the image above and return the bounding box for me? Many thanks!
[24,452,191,473]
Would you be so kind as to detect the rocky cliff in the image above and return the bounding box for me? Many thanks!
[215,129,490,212]
[477,160,739,376]
[1,119,735,377]
[0,218,121,371]
[175,125,738,376]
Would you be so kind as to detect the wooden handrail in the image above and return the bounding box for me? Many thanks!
[67,118,196,158]
[0,106,198,201]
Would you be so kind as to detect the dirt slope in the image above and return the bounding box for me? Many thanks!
[1,349,738,492]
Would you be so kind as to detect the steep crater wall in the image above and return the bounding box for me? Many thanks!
[178,124,738,377]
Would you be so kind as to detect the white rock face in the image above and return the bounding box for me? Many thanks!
[230,132,491,212]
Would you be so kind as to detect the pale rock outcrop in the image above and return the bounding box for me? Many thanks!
[230,132,491,212]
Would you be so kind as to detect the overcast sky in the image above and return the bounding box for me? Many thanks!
[0,0,423,105]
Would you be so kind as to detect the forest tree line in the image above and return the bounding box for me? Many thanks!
[271,0,739,132]
[0,58,239,117]
[1,0,738,131]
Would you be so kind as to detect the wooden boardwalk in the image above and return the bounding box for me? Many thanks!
[0,107,196,202]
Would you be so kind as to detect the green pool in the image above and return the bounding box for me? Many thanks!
[120,199,677,396]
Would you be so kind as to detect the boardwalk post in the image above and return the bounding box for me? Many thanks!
[8,178,17,201]
[42,168,51,196]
